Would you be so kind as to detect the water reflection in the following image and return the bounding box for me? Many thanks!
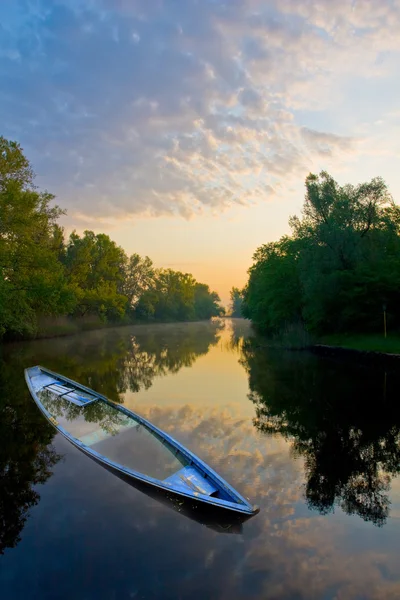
[0,355,61,555]
[1,320,400,599]
[0,321,224,554]
[240,336,400,526]
[107,470,245,534]
[14,320,224,402]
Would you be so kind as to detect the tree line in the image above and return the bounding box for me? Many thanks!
[240,171,400,335]
[0,137,224,339]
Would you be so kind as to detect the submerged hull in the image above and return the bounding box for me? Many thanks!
[25,366,259,519]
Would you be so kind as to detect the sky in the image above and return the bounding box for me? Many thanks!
[1,0,400,305]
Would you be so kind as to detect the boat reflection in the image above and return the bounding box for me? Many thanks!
[95,456,246,534]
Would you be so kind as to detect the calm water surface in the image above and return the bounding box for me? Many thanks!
[1,319,400,599]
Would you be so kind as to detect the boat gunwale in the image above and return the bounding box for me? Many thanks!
[25,365,259,516]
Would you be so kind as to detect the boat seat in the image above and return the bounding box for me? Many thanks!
[163,466,218,496]
[45,383,98,406]
[31,374,59,391]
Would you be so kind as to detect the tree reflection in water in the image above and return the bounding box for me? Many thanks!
[238,334,400,527]
[13,320,224,403]
[0,320,224,553]
[0,357,61,555]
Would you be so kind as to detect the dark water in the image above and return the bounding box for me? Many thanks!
[1,319,399,599]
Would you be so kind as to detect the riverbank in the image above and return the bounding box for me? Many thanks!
[308,343,400,367]
[249,326,400,364]
[1,316,123,342]
[318,334,400,354]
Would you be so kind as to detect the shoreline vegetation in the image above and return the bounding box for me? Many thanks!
[255,337,400,360]
[317,334,400,355]
[247,327,400,361]
[0,136,225,342]
[238,170,400,357]
[4,133,400,357]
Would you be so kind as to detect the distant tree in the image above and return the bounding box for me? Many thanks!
[157,269,196,321]
[229,287,244,317]
[135,269,224,322]
[122,254,155,310]
[194,283,224,319]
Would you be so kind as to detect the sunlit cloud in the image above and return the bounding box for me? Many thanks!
[1,0,400,225]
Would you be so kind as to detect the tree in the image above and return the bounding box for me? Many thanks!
[63,231,128,321]
[122,254,155,310]
[0,136,33,190]
[0,138,74,337]
[296,172,400,332]
[194,283,224,319]
[242,238,302,333]
[229,287,244,317]
[243,171,400,335]
[0,135,226,338]
[135,269,224,322]
[149,269,196,321]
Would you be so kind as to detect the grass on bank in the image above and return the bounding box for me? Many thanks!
[318,333,400,354]
[33,316,116,340]
[264,323,400,355]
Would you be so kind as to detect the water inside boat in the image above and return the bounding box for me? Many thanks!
[36,383,188,481]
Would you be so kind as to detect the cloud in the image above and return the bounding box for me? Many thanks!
[0,0,399,223]
[301,127,356,157]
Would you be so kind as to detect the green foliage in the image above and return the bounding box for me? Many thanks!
[135,270,224,322]
[0,136,34,190]
[0,136,223,339]
[243,237,302,332]
[63,230,128,321]
[0,141,73,337]
[194,283,224,319]
[122,253,155,310]
[319,333,400,354]
[243,171,400,335]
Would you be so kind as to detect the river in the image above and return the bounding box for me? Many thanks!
[1,319,399,599]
